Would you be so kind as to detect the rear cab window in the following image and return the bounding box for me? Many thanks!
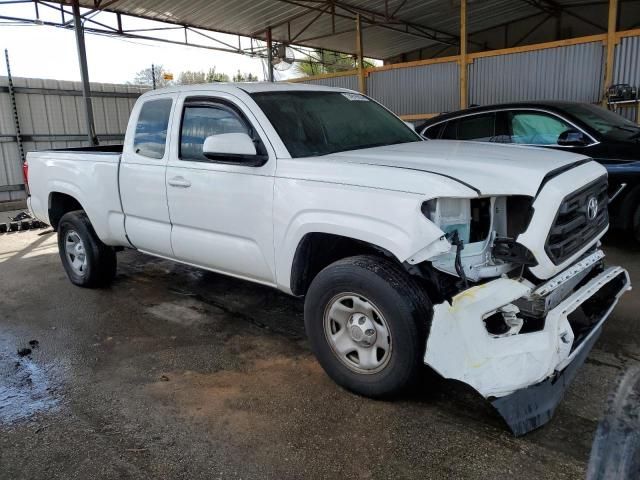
[133,98,173,159]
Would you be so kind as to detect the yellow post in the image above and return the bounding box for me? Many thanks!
[459,0,468,109]
[356,13,366,94]
[603,0,618,106]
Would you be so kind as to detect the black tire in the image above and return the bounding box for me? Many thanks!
[57,210,116,288]
[304,255,432,398]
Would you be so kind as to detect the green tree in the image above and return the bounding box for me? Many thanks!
[131,65,170,87]
[175,68,229,84]
[232,70,259,82]
[205,67,230,83]
[295,50,374,77]
[178,70,207,84]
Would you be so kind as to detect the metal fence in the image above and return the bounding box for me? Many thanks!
[293,31,640,121]
[298,74,358,90]
[0,76,146,203]
[468,41,605,105]
[368,61,460,115]
[613,35,640,121]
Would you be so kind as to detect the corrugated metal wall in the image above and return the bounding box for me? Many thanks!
[0,76,146,202]
[367,62,460,115]
[468,42,605,105]
[299,74,358,90]
[292,36,638,117]
[614,36,640,121]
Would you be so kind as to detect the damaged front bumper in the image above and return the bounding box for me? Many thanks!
[491,325,602,436]
[424,250,631,435]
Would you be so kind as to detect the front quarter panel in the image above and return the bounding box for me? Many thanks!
[272,166,469,293]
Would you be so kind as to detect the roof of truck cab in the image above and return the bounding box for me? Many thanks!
[139,82,353,98]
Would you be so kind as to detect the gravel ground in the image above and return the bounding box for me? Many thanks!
[0,226,638,479]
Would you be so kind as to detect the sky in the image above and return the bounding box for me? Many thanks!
[0,3,295,85]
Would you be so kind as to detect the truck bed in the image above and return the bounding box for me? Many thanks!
[27,147,127,247]
[50,144,123,153]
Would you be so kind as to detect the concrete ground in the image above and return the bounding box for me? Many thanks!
[1,223,639,479]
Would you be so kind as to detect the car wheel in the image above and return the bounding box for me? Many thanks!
[57,210,116,288]
[304,255,432,398]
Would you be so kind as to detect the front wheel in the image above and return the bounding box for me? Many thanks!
[57,210,116,288]
[304,255,432,398]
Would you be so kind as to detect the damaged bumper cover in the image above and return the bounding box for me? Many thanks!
[491,325,602,436]
[424,251,630,435]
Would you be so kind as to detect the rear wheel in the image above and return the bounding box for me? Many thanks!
[304,255,432,398]
[57,211,116,288]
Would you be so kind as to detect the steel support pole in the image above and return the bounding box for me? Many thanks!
[603,0,618,106]
[4,49,24,165]
[72,0,98,146]
[356,14,366,94]
[459,0,468,110]
[266,27,274,82]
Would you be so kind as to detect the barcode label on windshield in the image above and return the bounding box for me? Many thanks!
[341,93,369,101]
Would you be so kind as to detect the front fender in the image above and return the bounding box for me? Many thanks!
[273,178,449,293]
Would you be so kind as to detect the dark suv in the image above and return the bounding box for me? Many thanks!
[419,102,640,241]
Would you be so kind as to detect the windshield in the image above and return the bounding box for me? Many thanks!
[562,103,640,141]
[250,91,421,157]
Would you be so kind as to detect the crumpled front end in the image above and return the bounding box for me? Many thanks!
[423,249,630,436]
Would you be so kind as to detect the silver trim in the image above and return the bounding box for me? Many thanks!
[609,183,627,203]
[533,250,605,297]
[421,107,599,148]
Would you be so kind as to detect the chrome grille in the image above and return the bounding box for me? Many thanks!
[545,176,608,265]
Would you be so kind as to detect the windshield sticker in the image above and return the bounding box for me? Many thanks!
[341,92,369,101]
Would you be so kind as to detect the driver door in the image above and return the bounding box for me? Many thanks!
[165,92,277,285]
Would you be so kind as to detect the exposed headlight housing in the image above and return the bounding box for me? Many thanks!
[421,198,471,243]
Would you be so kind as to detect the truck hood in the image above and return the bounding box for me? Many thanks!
[320,140,591,197]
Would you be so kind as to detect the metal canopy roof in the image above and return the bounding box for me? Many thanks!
[61,0,601,60]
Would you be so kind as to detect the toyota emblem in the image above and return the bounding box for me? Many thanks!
[587,196,599,220]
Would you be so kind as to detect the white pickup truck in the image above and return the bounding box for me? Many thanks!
[27,83,630,435]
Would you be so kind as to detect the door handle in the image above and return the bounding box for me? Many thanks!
[168,176,191,188]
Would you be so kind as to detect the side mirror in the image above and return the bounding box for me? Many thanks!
[202,132,267,166]
[203,132,256,156]
[557,129,589,147]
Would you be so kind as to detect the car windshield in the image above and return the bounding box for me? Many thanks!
[562,103,640,141]
[250,91,421,158]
